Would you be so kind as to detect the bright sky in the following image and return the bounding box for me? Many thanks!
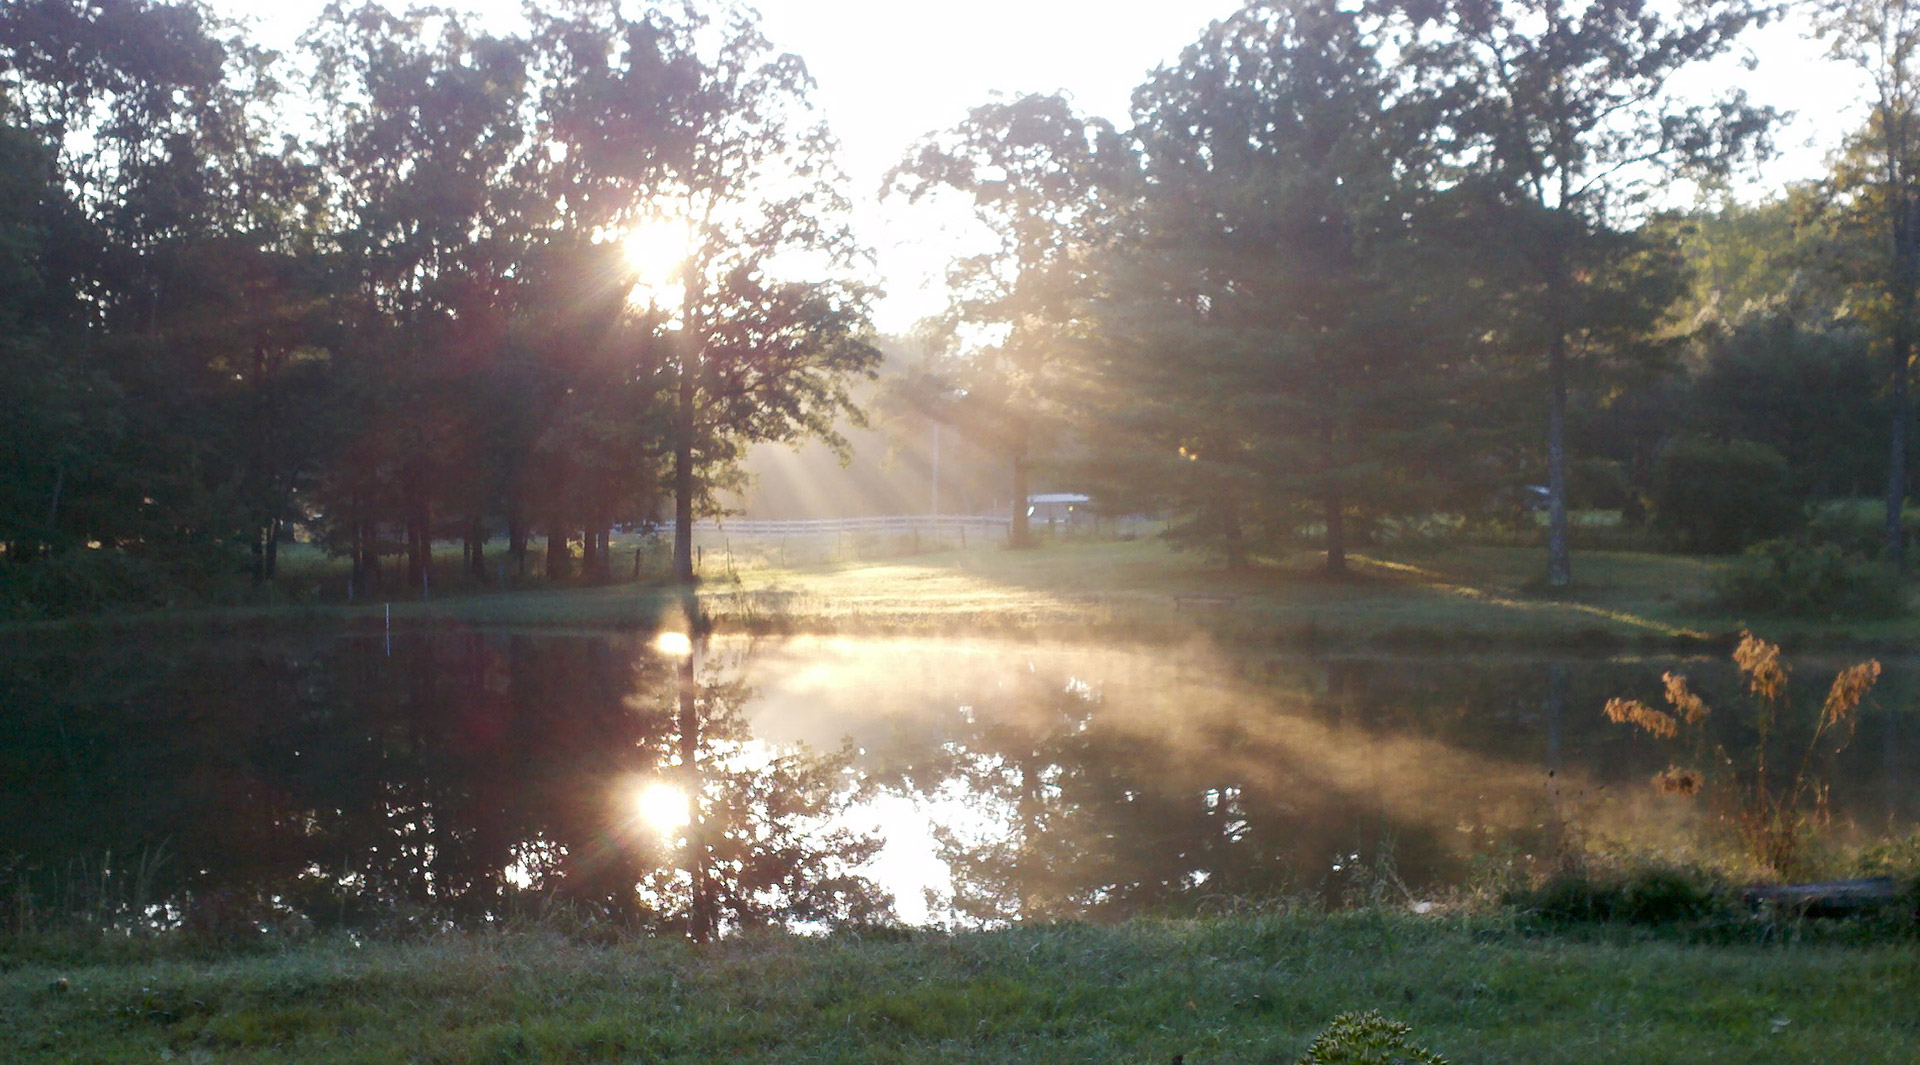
[224,0,1867,334]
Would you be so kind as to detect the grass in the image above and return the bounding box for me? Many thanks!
[5,913,1917,1064]
[35,533,1911,651]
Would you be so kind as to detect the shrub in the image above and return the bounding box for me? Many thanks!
[1650,437,1799,553]
[1297,1011,1449,1065]
[1713,539,1904,618]
[1805,497,1920,559]
[0,547,187,619]
[1508,865,1728,928]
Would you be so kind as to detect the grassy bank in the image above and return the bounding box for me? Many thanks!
[5,913,1915,1064]
[23,536,1916,651]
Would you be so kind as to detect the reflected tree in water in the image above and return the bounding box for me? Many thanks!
[0,630,885,938]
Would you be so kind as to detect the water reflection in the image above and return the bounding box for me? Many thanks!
[0,629,885,938]
[2,634,1914,935]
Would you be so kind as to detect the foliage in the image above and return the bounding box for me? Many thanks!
[1714,538,1905,618]
[1604,633,1882,876]
[1649,437,1800,553]
[1296,1010,1449,1065]
[1389,0,1775,587]
[1813,0,1920,565]
[888,92,1125,549]
[1689,313,1886,500]
[532,2,879,580]
[1087,0,1457,572]
[1506,863,1730,928]
[0,547,188,619]
[1807,497,1920,557]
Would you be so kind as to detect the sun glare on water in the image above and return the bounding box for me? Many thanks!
[653,631,693,658]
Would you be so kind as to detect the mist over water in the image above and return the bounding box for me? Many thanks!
[4,632,1914,934]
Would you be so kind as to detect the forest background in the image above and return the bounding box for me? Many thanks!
[5,0,1920,618]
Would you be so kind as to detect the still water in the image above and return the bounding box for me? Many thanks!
[3,632,1914,933]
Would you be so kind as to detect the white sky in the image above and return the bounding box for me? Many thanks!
[221,0,1868,334]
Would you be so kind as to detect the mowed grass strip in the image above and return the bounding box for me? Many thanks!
[6,916,1915,1063]
[19,537,1920,649]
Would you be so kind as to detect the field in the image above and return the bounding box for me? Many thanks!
[6,913,1917,1065]
[46,532,1916,651]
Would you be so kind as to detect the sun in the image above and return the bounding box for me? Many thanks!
[621,217,690,306]
[632,781,691,836]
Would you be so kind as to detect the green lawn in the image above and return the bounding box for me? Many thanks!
[71,535,1910,651]
[5,915,1914,1064]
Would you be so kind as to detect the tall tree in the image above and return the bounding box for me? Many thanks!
[532,2,876,584]
[1816,0,1920,566]
[305,1,531,590]
[1392,0,1773,585]
[1097,0,1452,572]
[889,93,1127,548]
[0,0,303,566]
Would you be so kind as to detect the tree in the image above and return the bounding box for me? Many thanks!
[0,0,308,572]
[1095,0,1454,572]
[1815,0,1920,567]
[531,2,876,583]
[1392,0,1774,585]
[305,1,532,591]
[888,93,1127,549]
[0,117,108,561]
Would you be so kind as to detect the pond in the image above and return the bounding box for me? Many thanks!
[3,630,1914,934]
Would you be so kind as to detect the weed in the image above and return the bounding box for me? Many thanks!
[1297,1010,1449,1065]
[1604,632,1880,877]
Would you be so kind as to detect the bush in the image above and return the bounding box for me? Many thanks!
[1805,497,1920,559]
[1507,865,1729,928]
[1297,1011,1449,1065]
[1650,437,1800,553]
[0,548,187,619]
[1713,539,1904,618]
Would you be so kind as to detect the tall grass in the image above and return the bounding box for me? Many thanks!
[1605,633,1881,878]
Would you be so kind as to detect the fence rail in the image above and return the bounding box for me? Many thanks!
[692,515,1012,537]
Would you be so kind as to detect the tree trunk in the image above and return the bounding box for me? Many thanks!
[546,528,569,581]
[1887,148,1917,569]
[673,367,697,582]
[1545,268,1573,589]
[466,519,486,580]
[508,508,527,577]
[677,633,712,942]
[1325,492,1347,576]
[581,524,599,581]
[264,518,279,581]
[1009,440,1034,549]
[1322,414,1346,576]
[405,489,431,590]
[1223,500,1246,572]
[1888,336,1910,569]
[358,520,381,593]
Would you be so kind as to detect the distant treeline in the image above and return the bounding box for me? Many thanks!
[2,0,1915,618]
